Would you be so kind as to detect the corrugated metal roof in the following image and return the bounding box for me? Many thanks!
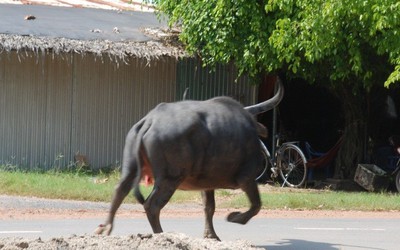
[0,0,154,11]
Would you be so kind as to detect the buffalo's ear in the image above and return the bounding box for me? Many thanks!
[256,122,268,138]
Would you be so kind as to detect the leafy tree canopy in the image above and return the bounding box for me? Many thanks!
[151,0,400,88]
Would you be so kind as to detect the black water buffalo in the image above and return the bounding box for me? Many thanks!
[95,78,284,240]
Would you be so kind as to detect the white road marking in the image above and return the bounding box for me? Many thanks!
[294,227,385,231]
[0,230,43,234]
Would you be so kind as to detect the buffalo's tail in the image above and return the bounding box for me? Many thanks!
[127,118,152,205]
[134,182,145,204]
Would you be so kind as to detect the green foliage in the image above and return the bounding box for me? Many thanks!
[151,0,400,87]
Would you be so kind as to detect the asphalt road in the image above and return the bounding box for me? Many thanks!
[1,195,399,249]
[1,216,399,249]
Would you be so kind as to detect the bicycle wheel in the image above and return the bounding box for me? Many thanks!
[277,144,307,187]
[255,140,274,183]
[395,170,400,193]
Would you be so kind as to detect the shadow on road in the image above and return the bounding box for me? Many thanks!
[259,239,385,250]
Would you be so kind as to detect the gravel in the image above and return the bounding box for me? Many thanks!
[0,233,263,250]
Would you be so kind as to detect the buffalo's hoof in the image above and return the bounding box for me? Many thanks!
[94,224,112,235]
[203,231,220,241]
[204,234,220,241]
[137,233,153,239]
[227,212,249,225]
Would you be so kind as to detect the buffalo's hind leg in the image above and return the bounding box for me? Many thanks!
[95,170,135,235]
[144,179,179,234]
[202,190,220,240]
[227,180,261,224]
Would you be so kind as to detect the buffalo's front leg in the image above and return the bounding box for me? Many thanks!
[201,190,220,240]
[227,180,261,224]
[144,180,178,233]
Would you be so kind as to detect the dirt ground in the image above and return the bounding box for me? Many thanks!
[2,205,400,221]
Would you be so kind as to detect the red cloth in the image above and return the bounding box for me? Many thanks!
[306,137,343,169]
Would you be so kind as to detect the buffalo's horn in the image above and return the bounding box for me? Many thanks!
[244,77,284,115]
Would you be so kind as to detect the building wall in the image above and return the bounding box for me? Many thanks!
[0,52,74,169]
[0,52,255,169]
[70,54,177,169]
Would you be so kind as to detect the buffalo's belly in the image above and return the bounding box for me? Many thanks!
[177,176,239,190]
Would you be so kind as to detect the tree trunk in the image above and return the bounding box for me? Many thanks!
[332,84,368,179]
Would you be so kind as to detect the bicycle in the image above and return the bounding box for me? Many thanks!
[388,135,400,192]
[256,135,308,188]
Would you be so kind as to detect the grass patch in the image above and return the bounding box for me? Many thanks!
[220,189,400,211]
[0,170,119,202]
[0,168,201,204]
[1,167,400,211]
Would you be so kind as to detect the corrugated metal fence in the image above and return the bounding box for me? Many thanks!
[177,58,256,104]
[0,52,255,169]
